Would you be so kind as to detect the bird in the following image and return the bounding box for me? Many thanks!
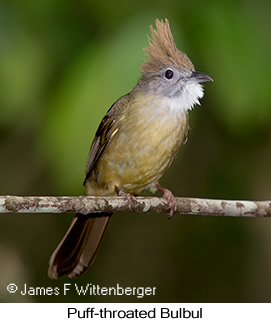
[48,18,212,279]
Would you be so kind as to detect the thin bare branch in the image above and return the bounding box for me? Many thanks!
[0,195,271,217]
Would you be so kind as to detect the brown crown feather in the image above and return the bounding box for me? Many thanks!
[140,19,194,74]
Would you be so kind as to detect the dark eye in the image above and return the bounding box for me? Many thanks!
[165,69,174,79]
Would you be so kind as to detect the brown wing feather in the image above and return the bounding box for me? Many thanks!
[84,94,129,184]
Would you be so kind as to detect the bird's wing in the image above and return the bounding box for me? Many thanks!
[84,94,129,184]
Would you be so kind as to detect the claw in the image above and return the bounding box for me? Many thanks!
[115,186,137,211]
[155,183,177,218]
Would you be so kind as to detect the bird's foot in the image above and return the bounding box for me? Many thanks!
[155,183,177,218]
[115,186,137,211]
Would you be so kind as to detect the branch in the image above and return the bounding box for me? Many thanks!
[0,195,271,217]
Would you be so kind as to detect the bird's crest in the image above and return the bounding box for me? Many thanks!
[141,19,194,74]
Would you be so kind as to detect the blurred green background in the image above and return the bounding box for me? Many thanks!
[1,0,271,303]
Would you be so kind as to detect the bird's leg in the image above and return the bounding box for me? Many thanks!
[115,186,137,211]
[155,183,177,218]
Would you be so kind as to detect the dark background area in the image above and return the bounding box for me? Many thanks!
[1,0,271,302]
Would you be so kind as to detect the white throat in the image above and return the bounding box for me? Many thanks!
[170,82,204,113]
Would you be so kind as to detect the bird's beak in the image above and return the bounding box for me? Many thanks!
[190,71,213,83]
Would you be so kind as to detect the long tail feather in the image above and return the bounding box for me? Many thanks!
[48,213,111,279]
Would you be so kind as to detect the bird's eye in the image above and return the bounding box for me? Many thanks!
[165,69,174,79]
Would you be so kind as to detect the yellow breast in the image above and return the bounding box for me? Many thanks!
[87,94,189,195]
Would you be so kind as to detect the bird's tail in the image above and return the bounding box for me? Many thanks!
[48,213,111,279]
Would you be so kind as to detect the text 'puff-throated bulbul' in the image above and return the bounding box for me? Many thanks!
[48,19,213,279]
